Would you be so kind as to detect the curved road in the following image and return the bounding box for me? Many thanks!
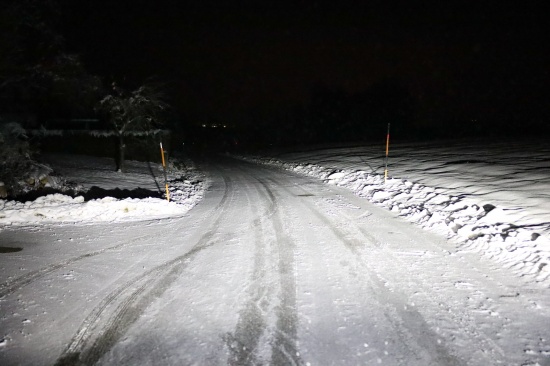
[0,156,549,365]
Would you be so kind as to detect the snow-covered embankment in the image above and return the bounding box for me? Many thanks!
[242,155,550,284]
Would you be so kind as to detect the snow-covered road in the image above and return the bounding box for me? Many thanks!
[1,156,549,365]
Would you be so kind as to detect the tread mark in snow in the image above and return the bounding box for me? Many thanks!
[266,175,463,365]
[224,172,273,365]
[257,179,302,366]
[0,232,167,299]
[54,174,234,366]
[224,166,303,365]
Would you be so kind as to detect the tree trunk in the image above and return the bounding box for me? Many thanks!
[117,134,126,172]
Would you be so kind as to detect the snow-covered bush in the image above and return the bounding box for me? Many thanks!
[0,122,34,194]
[0,121,59,197]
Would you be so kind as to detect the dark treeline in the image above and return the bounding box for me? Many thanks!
[3,0,549,156]
[225,75,550,151]
[224,79,418,150]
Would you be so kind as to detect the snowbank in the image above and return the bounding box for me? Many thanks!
[0,155,204,227]
[240,149,550,284]
[0,194,187,224]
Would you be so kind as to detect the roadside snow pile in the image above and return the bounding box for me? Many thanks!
[0,155,204,227]
[0,194,186,224]
[243,156,550,283]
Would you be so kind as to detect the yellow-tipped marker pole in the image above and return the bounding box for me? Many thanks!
[160,142,170,202]
[384,123,390,184]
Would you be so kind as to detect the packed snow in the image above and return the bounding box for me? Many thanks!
[1,138,549,286]
[239,138,550,284]
[1,141,550,365]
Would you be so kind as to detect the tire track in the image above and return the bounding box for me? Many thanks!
[0,230,171,299]
[54,173,233,366]
[264,175,467,365]
[221,162,303,366]
[224,170,275,365]
[0,161,214,299]
[255,178,302,366]
[271,171,509,363]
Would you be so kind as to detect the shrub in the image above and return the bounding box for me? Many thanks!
[0,121,36,196]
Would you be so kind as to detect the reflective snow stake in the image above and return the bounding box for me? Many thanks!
[160,142,170,202]
[384,123,390,184]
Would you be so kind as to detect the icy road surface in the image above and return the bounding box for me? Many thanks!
[1,157,549,365]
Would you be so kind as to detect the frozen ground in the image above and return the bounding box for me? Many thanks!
[242,138,550,284]
[0,141,549,365]
[1,140,549,283]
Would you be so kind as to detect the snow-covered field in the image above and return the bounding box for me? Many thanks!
[241,138,550,284]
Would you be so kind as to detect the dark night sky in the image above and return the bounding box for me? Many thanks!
[58,1,550,136]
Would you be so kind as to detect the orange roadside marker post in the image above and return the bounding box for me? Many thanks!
[384,123,390,184]
[160,142,170,202]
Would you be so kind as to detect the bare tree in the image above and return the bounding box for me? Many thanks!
[97,83,168,172]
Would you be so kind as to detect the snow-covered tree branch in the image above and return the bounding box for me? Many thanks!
[97,83,168,172]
